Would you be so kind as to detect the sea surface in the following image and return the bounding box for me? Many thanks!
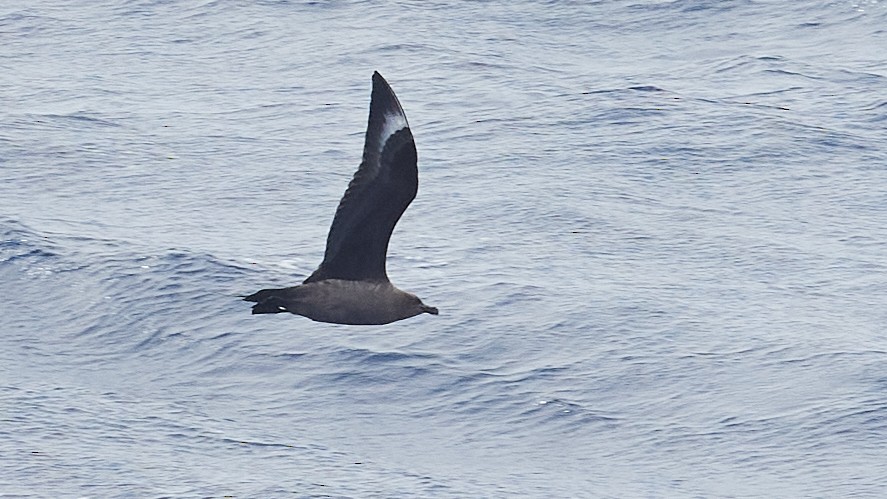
[2,1,887,497]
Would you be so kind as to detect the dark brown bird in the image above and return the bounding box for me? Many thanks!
[244,72,438,325]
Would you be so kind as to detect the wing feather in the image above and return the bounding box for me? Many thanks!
[304,72,418,283]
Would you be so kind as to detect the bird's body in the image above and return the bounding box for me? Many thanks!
[244,72,437,325]
[248,280,432,326]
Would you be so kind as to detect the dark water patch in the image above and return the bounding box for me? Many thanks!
[29,112,123,129]
[628,85,666,92]
[0,220,60,261]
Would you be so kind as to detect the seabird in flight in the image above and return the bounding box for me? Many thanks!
[244,72,438,325]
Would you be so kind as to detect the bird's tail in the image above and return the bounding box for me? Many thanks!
[243,288,287,315]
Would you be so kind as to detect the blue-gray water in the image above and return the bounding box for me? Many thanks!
[2,1,887,496]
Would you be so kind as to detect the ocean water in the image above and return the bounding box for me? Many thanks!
[2,0,887,496]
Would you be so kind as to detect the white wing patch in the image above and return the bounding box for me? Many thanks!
[378,112,408,155]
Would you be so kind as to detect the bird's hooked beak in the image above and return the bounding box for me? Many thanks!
[422,304,439,315]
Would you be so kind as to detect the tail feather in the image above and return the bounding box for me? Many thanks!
[243,288,281,303]
[244,287,292,314]
[250,296,288,314]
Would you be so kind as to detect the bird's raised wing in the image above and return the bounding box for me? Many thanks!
[304,72,418,284]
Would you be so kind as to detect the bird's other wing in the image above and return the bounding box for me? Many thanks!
[304,72,418,283]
